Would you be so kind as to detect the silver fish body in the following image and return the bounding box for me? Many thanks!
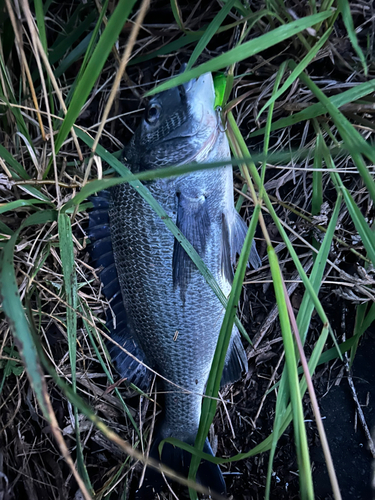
[90,72,260,495]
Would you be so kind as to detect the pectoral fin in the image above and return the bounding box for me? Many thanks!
[172,192,210,294]
[221,327,248,386]
[221,210,261,282]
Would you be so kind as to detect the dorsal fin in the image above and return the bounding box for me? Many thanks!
[88,191,152,392]
[221,210,262,284]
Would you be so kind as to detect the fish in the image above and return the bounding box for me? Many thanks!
[88,70,261,497]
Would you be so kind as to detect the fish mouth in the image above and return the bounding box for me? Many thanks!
[177,72,221,164]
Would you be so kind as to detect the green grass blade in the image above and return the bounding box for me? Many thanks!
[33,0,48,53]
[292,64,375,201]
[170,0,184,30]
[338,0,367,75]
[53,0,137,159]
[188,204,260,499]
[54,32,94,80]
[250,79,375,137]
[226,113,331,330]
[186,0,236,71]
[129,9,268,67]
[0,229,50,416]
[48,10,98,66]
[0,198,53,214]
[268,247,313,500]
[340,188,375,266]
[0,143,30,179]
[312,131,323,217]
[58,213,92,490]
[257,11,337,118]
[146,10,334,96]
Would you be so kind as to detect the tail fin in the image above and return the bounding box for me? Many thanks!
[135,437,226,499]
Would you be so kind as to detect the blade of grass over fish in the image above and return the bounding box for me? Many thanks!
[250,78,375,137]
[145,10,334,96]
[338,0,367,75]
[268,248,313,500]
[69,128,251,342]
[53,0,137,159]
[0,225,92,500]
[67,144,355,191]
[187,204,261,500]
[292,63,375,202]
[58,213,92,491]
[257,11,337,118]
[186,0,237,70]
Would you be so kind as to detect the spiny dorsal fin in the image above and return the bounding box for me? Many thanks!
[88,191,152,392]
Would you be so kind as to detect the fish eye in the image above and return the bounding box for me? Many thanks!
[146,103,161,124]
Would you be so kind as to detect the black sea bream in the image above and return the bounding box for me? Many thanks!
[88,71,260,497]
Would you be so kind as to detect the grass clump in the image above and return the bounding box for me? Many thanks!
[0,1,374,499]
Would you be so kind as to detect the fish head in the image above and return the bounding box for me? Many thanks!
[132,72,219,170]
